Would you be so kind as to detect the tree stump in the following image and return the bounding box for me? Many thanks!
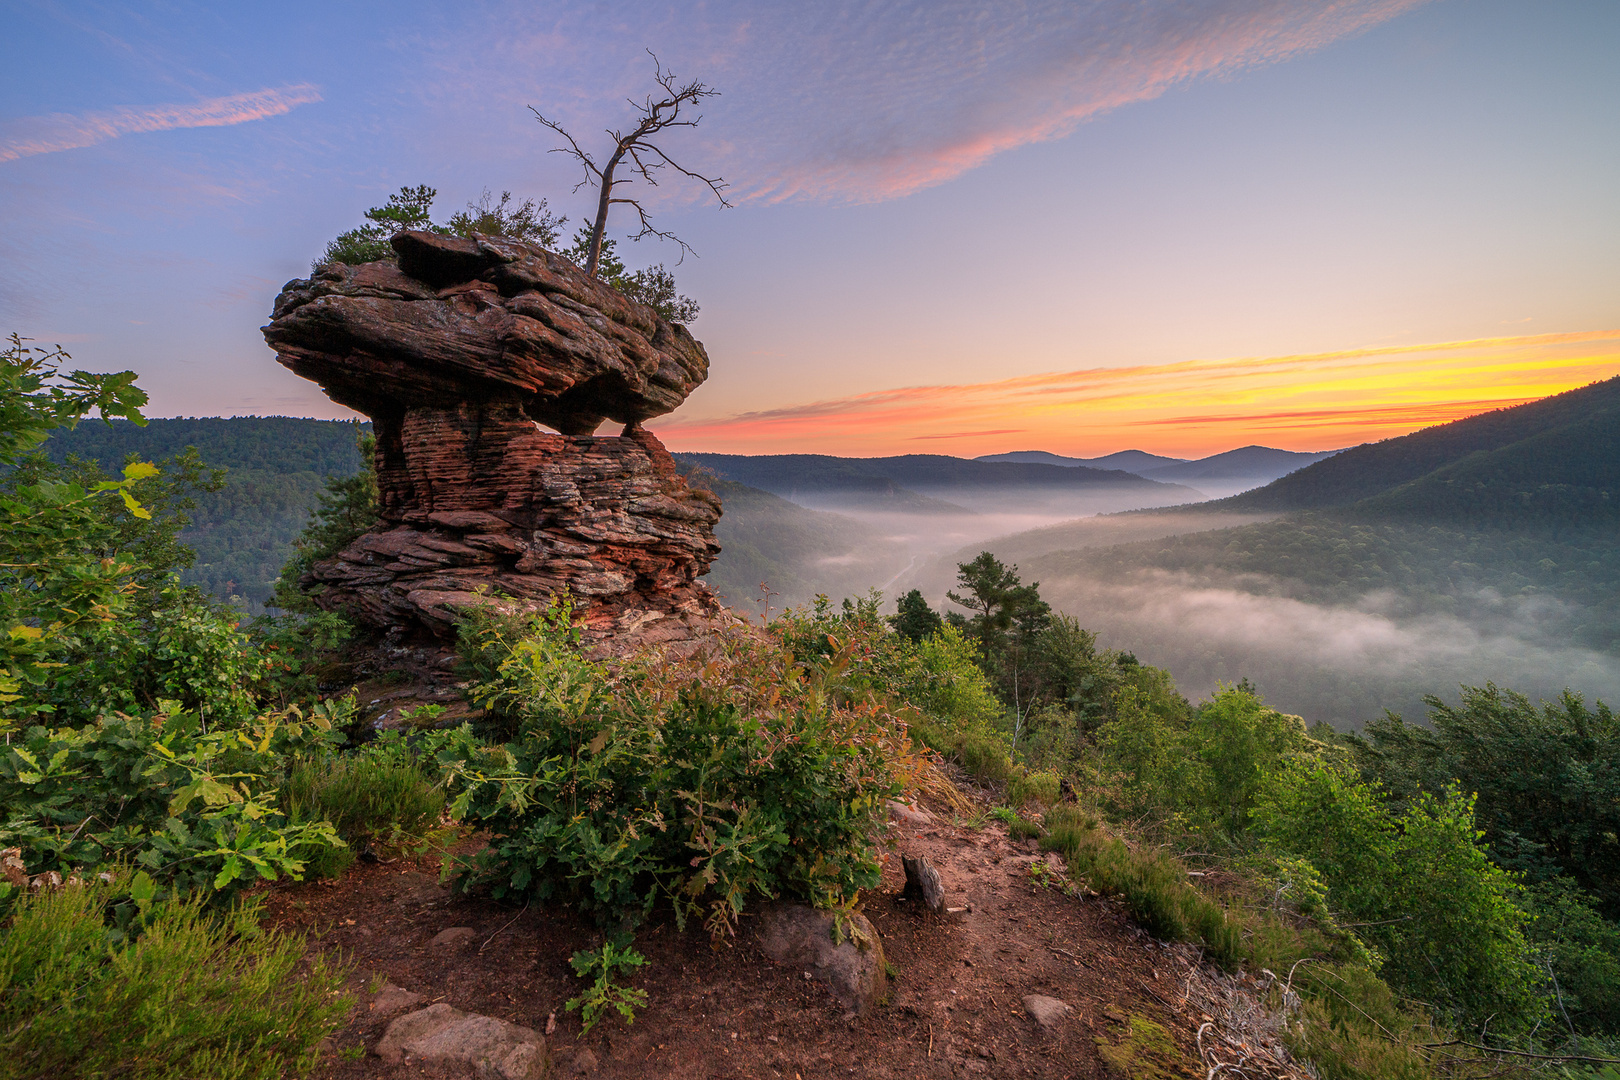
[901,855,945,912]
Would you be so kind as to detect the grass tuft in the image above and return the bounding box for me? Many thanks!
[0,874,350,1079]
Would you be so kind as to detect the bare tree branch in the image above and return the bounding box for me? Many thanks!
[530,49,731,276]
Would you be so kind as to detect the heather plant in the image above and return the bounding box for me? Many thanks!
[775,593,1009,780]
[280,730,447,879]
[434,599,907,936]
[0,872,349,1079]
[1006,768,1061,809]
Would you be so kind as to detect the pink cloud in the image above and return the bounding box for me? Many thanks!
[657,330,1620,457]
[0,84,323,164]
[719,0,1433,203]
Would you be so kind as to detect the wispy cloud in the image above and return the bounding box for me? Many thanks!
[716,0,1434,202]
[422,0,1432,204]
[0,85,323,164]
[658,330,1620,457]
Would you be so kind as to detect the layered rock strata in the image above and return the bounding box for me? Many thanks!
[262,230,723,650]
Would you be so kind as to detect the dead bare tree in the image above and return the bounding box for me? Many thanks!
[531,51,731,277]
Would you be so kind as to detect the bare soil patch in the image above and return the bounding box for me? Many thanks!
[264,795,1302,1079]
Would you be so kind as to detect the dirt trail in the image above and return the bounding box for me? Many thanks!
[265,795,1305,1079]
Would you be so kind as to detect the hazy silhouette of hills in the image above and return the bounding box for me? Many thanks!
[678,452,1194,502]
[976,449,1188,472]
[977,445,1338,495]
[1141,445,1341,483]
[677,454,968,512]
[695,479,905,609]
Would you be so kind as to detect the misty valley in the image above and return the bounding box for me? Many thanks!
[46,373,1620,731]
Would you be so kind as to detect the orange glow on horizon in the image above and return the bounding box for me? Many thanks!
[657,330,1620,458]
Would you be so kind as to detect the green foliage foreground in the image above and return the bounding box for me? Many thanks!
[433,601,911,937]
[0,875,349,1080]
[4,322,1618,1079]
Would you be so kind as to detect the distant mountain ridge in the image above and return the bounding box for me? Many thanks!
[977,445,1339,485]
[1141,445,1341,483]
[675,452,1201,516]
[977,449,1188,472]
[1216,375,1620,521]
[678,452,1190,493]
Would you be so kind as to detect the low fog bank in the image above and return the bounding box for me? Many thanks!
[704,484,1620,729]
[1020,569,1620,728]
[789,483,1206,520]
[713,505,1237,611]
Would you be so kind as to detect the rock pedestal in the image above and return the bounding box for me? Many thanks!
[262,230,723,649]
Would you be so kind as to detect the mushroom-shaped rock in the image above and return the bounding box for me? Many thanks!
[261,232,724,651]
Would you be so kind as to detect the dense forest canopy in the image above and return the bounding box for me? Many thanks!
[1218,374,1620,513]
[37,416,370,607]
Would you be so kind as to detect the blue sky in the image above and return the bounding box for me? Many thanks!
[3,0,1617,456]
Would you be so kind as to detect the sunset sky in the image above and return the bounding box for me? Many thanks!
[3,1,1617,458]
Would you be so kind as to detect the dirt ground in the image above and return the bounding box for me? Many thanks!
[263,792,1305,1080]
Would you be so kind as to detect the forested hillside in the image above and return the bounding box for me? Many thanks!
[1348,405,1620,529]
[1220,375,1620,512]
[965,380,1620,724]
[696,479,907,609]
[40,416,369,606]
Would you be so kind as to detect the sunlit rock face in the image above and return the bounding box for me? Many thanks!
[262,230,723,652]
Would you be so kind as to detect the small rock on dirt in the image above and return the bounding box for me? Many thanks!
[887,800,934,829]
[1023,994,1073,1031]
[429,926,477,947]
[376,1002,548,1079]
[757,904,887,1016]
[370,981,423,1017]
[570,1047,599,1074]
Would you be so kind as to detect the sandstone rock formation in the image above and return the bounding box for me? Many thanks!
[262,230,723,652]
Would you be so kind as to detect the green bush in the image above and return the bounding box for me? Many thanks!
[434,602,906,936]
[1008,769,1061,809]
[1008,816,1043,841]
[281,734,446,879]
[954,730,1014,786]
[1098,683,1307,841]
[41,584,267,727]
[1254,762,1546,1033]
[0,708,343,899]
[1282,964,1442,1080]
[1523,878,1620,1035]
[0,874,350,1079]
[1353,685,1620,917]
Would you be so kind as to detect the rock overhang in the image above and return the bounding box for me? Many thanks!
[261,230,724,653]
